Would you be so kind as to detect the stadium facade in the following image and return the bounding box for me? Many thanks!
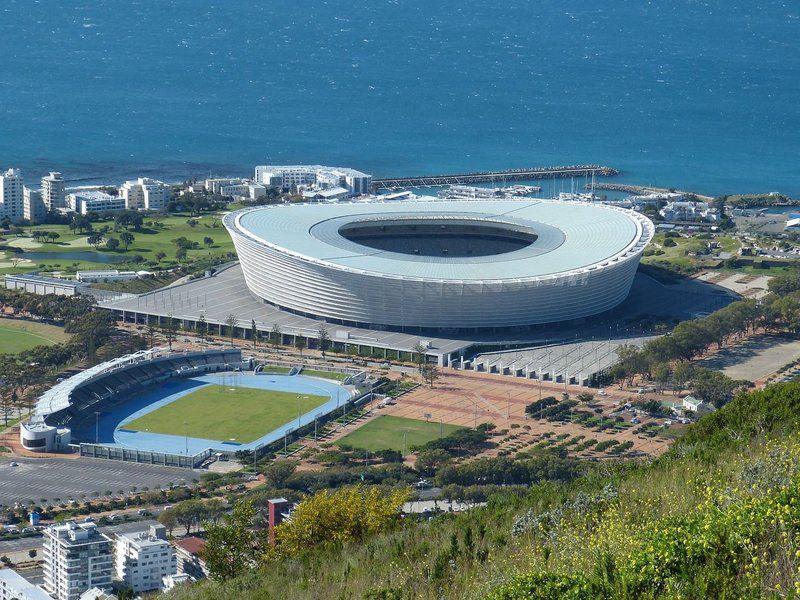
[224,200,654,331]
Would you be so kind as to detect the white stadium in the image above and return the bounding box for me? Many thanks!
[223,199,654,331]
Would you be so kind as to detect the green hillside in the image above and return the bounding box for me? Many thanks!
[166,381,800,599]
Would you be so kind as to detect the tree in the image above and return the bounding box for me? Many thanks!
[119,231,135,250]
[413,342,428,372]
[175,247,187,261]
[317,324,330,357]
[87,233,103,249]
[203,236,214,248]
[202,501,263,581]
[272,485,409,557]
[157,509,177,536]
[263,460,297,487]
[162,315,178,350]
[28,549,37,559]
[225,314,238,346]
[250,319,258,349]
[415,449,452,476]
[197,314,208,346]
[155,251,167,262]
[270,323,282,353]
[105,237,120,251]
[295,336,306,357]
[421,363,440,388]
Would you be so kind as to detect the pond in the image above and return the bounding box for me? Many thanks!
[21,250,128,264]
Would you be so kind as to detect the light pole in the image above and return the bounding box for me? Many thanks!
[94,412,100,444]
[184,421,188,456]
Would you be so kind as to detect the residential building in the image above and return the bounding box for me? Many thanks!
[254,165,372,196]
[114,524,176,594]
[67,191,126,215]
[0,568,51,600]
[77,589,117,600]
[219,183,267,201]
[43,521,113,600]
[204,177,248,195]
[23,186,47,222]
[0,168,24,222]
[682,395,715,414]
[161,573,194,590]
[119,177,170,211]
[173,536,209,580]
[659,201,720,223]
[42,171,66,210]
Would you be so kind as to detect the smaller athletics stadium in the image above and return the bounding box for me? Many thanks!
[20,348,360,467]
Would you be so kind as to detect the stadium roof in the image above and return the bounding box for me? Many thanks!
[235,200,652,282]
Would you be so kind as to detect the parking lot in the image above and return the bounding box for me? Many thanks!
[0,457,194,506]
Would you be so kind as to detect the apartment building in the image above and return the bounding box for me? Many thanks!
[119,177,170,211]
[42,171,66,210]
[114,524,176,593]
[43,522,113,600]
[23,186,47,222]
[0,168,24,222]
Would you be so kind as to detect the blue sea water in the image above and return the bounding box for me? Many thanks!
[0,0,798,195]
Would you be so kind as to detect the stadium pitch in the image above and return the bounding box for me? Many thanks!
[124,384,328,444]
[336,415,463,454]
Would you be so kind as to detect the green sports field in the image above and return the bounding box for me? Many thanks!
[124,384,328,443]
[0,318,71,354]
[336,415,463,454]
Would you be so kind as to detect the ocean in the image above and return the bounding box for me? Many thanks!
[0,0,798,196]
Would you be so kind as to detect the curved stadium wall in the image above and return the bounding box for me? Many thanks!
[224,200,654,331]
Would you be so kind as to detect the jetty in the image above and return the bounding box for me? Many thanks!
[372,165,618,191]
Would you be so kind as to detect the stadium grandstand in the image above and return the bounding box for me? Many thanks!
[20,348,244,455]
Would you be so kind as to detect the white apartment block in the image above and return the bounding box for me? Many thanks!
[24,186,47,222]
[42,171,66,210]
[67,191,126,215]
[254,164,372,196]
[0,168,25,222]
[43,522,113,600]
[119,177,170,211]
[204,177,248,195]
[114,524,176,594]
[219,183,267,200]
[0,568,51,600]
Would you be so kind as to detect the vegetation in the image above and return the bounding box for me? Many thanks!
[166,379,800,600]
[124,385,328,443]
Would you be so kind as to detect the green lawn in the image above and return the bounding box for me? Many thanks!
[260,365,293,374]
[0,318,70,354]
[336,415,463,454]
[0,212,235,275]
[124,384,328,443]
[302,369,349,381]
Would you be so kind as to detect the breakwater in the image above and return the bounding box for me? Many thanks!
[372,165,618,191]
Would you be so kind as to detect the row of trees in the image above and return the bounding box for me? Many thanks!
[609,270,800,407]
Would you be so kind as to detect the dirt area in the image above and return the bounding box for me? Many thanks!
[315,370,678,463]
[694,271,771,299]
[699,333,800,383]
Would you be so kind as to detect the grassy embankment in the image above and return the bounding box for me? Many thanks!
[167,380,800,599]
[0,318,71,353]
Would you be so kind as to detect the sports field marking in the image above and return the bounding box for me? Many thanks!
[336,415,463,454]
[124,384,328,443]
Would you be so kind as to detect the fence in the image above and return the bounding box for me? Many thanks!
[80,443,212,469]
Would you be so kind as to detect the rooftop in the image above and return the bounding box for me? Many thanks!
[232,199,652,281]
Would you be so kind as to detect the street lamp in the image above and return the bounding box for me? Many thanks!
[94,412,100,444]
